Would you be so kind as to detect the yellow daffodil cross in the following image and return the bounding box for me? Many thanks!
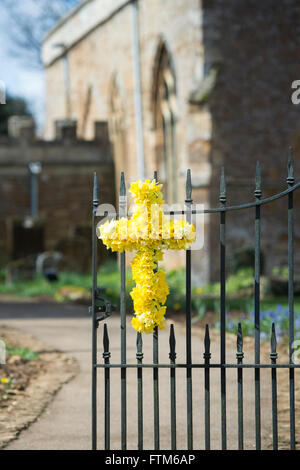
[97,176,195,333]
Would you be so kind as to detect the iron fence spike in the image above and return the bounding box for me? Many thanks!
[153,171,158,183]
[169,324,176,362]
[287,147,295,185]
[219,166,227,204]
[137,332,143,351]
[271,323,277,354]
[93,171,99,207]
[237,322,243,353]
[136,332,144,361]
[169,324,176,352]
[204,324,210,353]
[186,169,192,202]
[255,161,262,199]
[103,323,109,352]
[120,171,126,196]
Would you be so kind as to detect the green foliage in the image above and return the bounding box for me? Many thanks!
[0,263,299,323]
[97,261,133,310]
[54,285,90,303]
[7,347,39,362]
[272,266,289,278]
[165,268,186,311]
[0,261,134,308]
[0,95,31,135]
[202,268,254,295]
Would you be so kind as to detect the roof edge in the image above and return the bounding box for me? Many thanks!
[42,0,132,66]
[42,0,94,44]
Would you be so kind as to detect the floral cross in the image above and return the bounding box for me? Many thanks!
[98,179,195,333]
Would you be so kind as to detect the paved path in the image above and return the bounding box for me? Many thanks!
[0,302,272,450]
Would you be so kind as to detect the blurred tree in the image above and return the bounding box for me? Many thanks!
[0,95,31,135]
[0,0,80,68]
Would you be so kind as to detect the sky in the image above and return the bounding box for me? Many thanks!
[0,8,45,130]
[0,1,79,132]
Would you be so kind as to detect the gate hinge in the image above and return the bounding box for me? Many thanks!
[89,297,116,328]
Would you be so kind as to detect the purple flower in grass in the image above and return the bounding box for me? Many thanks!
[294,317,300,331]
[260,332,268,341]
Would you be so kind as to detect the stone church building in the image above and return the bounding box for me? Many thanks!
[42,0,300,282]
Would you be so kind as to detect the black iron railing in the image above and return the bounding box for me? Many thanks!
[91,149,299,451]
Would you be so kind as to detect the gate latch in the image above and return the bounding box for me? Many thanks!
[90,296,116,327]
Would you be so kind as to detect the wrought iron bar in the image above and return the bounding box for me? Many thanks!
[153,327,160,450]
[95,363,300,369]
[204,324,211,450]
[287,147,295,450]
[185,169,193,450]
[236,323,244,450]
[103,324,111,450]
[153,170,160,450]
[92,172,99,450]
[96,182,300,218]
[136,333,144,450]
[270,323,278,450]
[254,161,262,449]
[219,166,227,450]
[119,172,127,450]
[169,325,177,450]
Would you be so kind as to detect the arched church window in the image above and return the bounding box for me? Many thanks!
[153,42,178,203]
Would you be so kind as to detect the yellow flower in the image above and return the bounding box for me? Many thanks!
[173,303,181,311]
[1,377,9,384]
[98,178,195,333]
[196,287,203,295]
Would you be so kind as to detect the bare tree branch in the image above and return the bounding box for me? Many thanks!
[0,0,80,68]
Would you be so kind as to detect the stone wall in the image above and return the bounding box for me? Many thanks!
[201,0,300,279]
[0,119,115,271]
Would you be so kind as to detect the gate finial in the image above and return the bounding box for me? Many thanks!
[219,166,226,205]
[204,324,211,361]
[270,323,278,361]
[169,324,176,362]
[185,169,192,203]
[237,323,243,352]
[119,172,126,216]
[93,172,99,208]
[120,172,126,197]
[287,147,295,186]
[236,323,244,361]
[136,332,143,361]
[204,324,210,352]
[103,323,111,361]
[255,161,262,199]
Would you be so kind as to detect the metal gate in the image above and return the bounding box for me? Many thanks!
[91,150,299,450]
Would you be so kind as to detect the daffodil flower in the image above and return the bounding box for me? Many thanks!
[98,179,195,333]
